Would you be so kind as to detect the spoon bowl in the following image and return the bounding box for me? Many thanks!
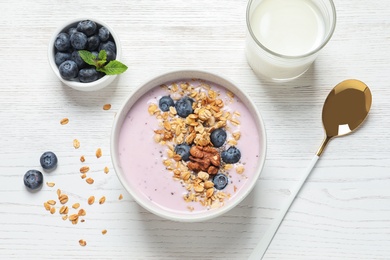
[250,79,372,259]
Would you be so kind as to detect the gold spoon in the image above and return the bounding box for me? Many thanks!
[249,79,372,260]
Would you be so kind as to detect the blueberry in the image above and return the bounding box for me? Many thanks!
[175,96,194,118]
[59,60,78,80]
[77,20,97,36]
[99,40,116,53]
[213,173,228,190]
[159,96,175,112]
[79,67,99,83]
[221,146,241,164]
[174,143,191,161]
[210,128,227,148]
[87,35,100,51]
[54,32,71,52]
[40,151,58,170]
[70,32,88,50]
[71,50,87,69]
[105,50,116,62]
[98,26,110,41]
[54,52,71,66]
[68,27,78,36]
[23,170,43,191]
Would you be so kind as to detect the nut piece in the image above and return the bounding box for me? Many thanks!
[60,118,69,125]
[118,194,123,200]
[46,182,55,187]
[80,166,90,174]
[104,166,109,174]
[78,209,86,216]
[88,196,95,205]
[79,239,87,246]
[96,148,102,158]
[80,155,85,162]
[72,203,80,209]
[103,104,111,110]
[86,178,94,184]
[102,229,107,235]
[99,196,106,205]
[73,139,80,149]
[59,194,69,204]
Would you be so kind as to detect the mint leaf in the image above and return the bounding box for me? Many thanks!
[78,49,128,76]
[98,50,107,61]
[78,50,97,66]
[98,60,128,75]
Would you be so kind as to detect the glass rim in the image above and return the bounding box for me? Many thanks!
[246,0,337,59]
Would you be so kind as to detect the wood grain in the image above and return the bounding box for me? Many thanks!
[0,0,390,259]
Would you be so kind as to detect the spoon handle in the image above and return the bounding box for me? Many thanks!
[249,155,320,260]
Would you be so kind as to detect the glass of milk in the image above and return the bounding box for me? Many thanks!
[245,0,336,81]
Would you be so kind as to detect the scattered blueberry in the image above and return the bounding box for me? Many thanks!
[174,143,191,161]
[40,151,58,170]
[221,146,241,164]
[71,50,87,69]
[159,96,175,112]
[59,60,78,80]
[77,20,97,36]
[79,67,99,83]
[87,35,100,51]
[210,128,227,148]
[175,96,194,118]
[99,40,116,53]
[98,26,110,41]
[54,52,71,66]
[54,33,71,52]
[70,32,88,50]
[213,173,229,190]
[23,170,43,191]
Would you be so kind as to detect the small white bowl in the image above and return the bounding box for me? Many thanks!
[111,70,267,222]
[48,18,122,91]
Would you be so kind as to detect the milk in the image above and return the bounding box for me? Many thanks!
[245,0,335,80]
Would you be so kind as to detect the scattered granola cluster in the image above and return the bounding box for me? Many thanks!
[43,103,123,246]
[148,80,245,210]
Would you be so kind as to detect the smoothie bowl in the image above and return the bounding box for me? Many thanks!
[111,70,266,222]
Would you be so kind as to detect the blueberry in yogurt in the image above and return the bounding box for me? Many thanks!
[174,143,191,161]
[210,128,227,148]
[221,146,241,164]
[175,96,194,118]
[213,173,228,190]
[159,96,175,112]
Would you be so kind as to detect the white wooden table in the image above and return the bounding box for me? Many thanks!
[1,0,390,259]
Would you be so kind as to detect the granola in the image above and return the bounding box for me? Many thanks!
[149,79,245,210]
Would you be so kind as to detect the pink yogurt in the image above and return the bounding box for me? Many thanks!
[118,79,261,214]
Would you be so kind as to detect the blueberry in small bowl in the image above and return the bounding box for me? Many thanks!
[48,18,127,91]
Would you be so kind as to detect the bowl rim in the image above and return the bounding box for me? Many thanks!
[48,17,121,91]
[110,69,267,222]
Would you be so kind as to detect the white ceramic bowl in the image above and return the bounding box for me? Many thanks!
[111,70,267,222]
[48,18,121,91]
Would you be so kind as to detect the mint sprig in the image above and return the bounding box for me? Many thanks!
[78,50,128,75]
